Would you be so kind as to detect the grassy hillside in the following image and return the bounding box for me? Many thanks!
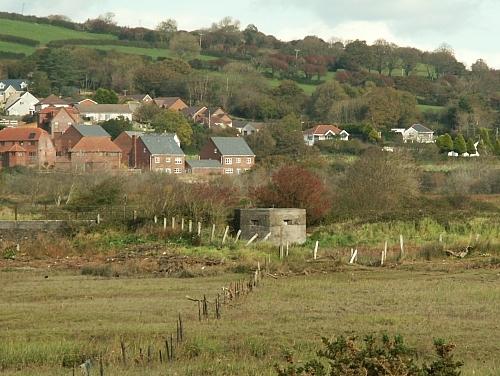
[0,40,35,55]
[0,18,115,44]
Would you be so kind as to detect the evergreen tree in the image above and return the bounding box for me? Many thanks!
[436,133,453,153]
[466,138,476,155]
[453,134,467,154]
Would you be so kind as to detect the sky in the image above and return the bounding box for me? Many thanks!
[1,0,499,68]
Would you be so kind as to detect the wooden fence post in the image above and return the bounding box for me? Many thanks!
[399,234,404,260]
[133,210,137,221]
[262,232,272,241]
[181,218,185,231]
[313,241,319,260]
[222,226,229,244]
[235,229,242,243]
[154,215,158,224]
[189,220,193,233]
[171,217,175,230]
[384,240,388,261]
[211,224,216,242]
[349,249,358,264]
[96,213,101,225]
[246,233,259,246]
[197,222,202,236]
[381,251,385,266]
[120,340,126,365]
[14,205,18,221]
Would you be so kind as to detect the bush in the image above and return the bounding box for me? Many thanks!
[0,34,40,46]
[276,334,463,376]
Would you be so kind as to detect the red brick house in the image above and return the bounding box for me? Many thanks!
[113,130,144,167]
[56,125,121,171]
[153,97,188,112]
[135,133,185,173]
[199,137,255,175]
[0,127,56,169]
[38,106,81,138]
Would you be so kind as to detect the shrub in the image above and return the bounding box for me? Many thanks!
[81,265,113,277]
[276,334,463,376]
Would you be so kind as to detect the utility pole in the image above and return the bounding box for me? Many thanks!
[294,49,300,61]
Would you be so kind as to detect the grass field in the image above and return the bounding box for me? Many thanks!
[0,266,499,375]
[417,104,446,113]
[0,40,35,55]
[0,18,115,44]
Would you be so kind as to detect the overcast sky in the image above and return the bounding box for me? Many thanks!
[2,0,499,68]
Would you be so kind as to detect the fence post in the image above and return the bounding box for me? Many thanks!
[96,213,101,225]
[211,224,216,242]
[381,251,384,266]
[313,241,319,260]
[262,232,272,241]
[133,210,137,221]
[181,218,185,231]
[14,205,18,221]
[154,215,158,224]
[222,226,229,244]
[234,229,242,243]
[349,249,358,264]
[246,233,259,246]
[163,217,167,231]
[384,240,388,261]
[172,217,175,230]
[399,234,404,260]
[197,222,202,236]
[189,220,193,233]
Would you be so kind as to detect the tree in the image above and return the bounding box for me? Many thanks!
[371,39,390,74]
[466,138,477,155]
[365,88,418,130]
[251,165,331,224]
[398,47,421,76]
[156,19,177,43]
[337,149,420,216]
[169,32,201,60]
[151,110,193,146]
[134,103,163,124]
[101,117,133,139]
[246,128,276,159]
[309,80,348,121]
[93,88,118,104]
[29,71,51,97]
[436,133,454,153]
[453,134,467,154]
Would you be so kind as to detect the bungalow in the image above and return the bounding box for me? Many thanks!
[199,137,255,175]
[185,159,223,175]
[38,106,81,138]
[303,124,349,146]
[126,94,153,103]
[75,103,134,123]
[232,120,266,136]
[206,107,232,128]
[4,92,38,116]
[0,79,29,105]
[35,94,71,112]
[135,133,185,173]
[0,127,56,169]
[393,124,435,143]
[182,105,208,123]
[56,124,121,171]
[153,97,188,112]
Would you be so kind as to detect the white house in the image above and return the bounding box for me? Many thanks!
[303,124,350,146]
[4,92,39,116]
[393,124,435,143]
[0,79,29,106]
[75,103,134,123]
[232,120,266,136]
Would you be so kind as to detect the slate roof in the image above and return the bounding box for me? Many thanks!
[154,97,185,108]
[76,104,133,114]
[70,137,122,153]
[0,79,29,91]
[211,137,255,156]
[410,124,434,133]
[186,159,222,169]
[140,134,184,156]
[124,131,144,137]
[73,125,110,137]
[182,105,207,117]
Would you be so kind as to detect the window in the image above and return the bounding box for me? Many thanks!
[283,219,293,226]
[154,157,160,164]
[235,157,241,163]
[165,168,171,174]
[224,168,233,174]
[246,158,252,164]
[213,148,218,154]
[30,141,35,146]
[19,141,24,145]
[28,152,36,157]
[175,157,182,164]
[250,219,259,226]
[165,157,171,163]
[225,158,232,165]
[174,168,182,174]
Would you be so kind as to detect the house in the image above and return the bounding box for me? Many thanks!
[113,130,144,167]
[235,208,307,245]
[4,92,38,116]
[199,137,255,175]
[303,124,350,146]
[205,107,232,128]
[0,79,29,105]
[394,124,435,143]
[56,124,121,171]
[135,133,185,173]
[75,103,134,123]
[185,159,223,175]
[153,97,188,112]
[182,105,208,123]
[0,127,56,169]
[38,106,81,138]
[77,98,98,106]
[35,94,71,112]
[232,120,266,136]
[126,94,153,103]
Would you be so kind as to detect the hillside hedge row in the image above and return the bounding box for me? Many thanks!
[47,39,169,49]
[0,34,40,47]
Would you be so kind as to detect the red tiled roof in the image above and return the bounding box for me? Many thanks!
[304,124,343,136]
[0,127,46,141]
[69,137,122,153]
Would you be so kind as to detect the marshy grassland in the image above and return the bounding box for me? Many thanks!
[1,265,499,375]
